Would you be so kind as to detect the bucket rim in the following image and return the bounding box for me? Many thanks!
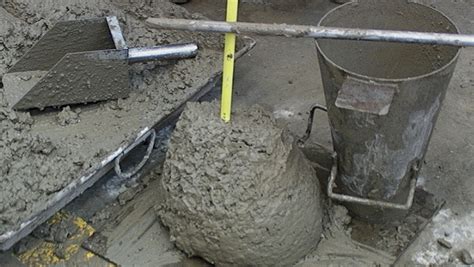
[315,1,462,83]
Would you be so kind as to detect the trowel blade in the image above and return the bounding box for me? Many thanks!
[2,71,48,109]
[8,18,116,74]
[4,17,131,110]
[11,49,129,110]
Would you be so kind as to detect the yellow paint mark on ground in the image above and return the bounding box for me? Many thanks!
[65,244,80,256]
[85,251,96,260]
[73,216,95,238]
[16,212,96,266]
[18,242,61,266]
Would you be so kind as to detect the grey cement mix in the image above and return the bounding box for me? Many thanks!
[296,205,395,266]
[0,93,91,231]
[0,0,225,235]
[157,102,323,266]
[55,107,81,126]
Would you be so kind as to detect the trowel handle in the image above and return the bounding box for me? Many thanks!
[128,42,199,63]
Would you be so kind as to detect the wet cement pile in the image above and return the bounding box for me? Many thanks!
[157,102,323,266]
[0,0,228,235]
[0,93,92,232]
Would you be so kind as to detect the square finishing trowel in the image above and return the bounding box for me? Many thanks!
[2,16,198,110]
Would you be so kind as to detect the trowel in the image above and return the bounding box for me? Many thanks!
[2,16,199,110]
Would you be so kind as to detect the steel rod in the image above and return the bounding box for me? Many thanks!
[327,155,417,210]
[146,18,474,47]
[128,42,199,63]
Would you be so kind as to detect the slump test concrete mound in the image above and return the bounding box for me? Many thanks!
[157,102,323,266]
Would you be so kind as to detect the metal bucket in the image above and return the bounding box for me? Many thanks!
[315,0,460,222]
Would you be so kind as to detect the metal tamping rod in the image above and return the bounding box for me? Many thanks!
[146,18,474,47]
[128,42,199,63]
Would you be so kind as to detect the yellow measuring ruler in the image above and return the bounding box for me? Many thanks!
[220,0,239,122]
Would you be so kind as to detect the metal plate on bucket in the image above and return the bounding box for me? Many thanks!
[336,77,397,116]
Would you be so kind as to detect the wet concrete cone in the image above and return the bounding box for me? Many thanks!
[157,101,323,266]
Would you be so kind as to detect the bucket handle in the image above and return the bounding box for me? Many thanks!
[298,104,328,146]
[335,77,398,116]
[327,154,417,210]
[299,104,416,210]
[115,129,156,179]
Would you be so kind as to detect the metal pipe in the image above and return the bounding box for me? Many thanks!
[146,18,474,47]
[128,42,199,63]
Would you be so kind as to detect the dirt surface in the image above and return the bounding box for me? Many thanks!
[157,102,323,266]
[0,0,225,236]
